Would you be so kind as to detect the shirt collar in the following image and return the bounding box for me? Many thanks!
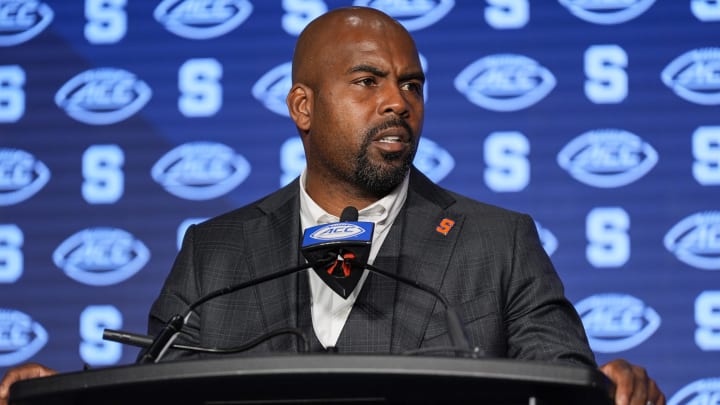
[299,169,410,228]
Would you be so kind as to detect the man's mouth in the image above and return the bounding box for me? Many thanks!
[372,133,410,155]
[377,136,403,143]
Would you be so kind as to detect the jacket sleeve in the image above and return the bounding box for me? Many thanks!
[502,214,596,367]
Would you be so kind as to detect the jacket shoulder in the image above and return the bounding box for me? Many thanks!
[196,179,300,229]
[410,168,530,221]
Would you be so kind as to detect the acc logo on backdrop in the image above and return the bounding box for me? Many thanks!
[252,62,292,117]
[55,68,152,125]
[0,148,50,206]
[53,228,150,286]
[661,48,720,105]
[152,141,251,200]
[154,0,253,40]
[557,129,658,188]
[0,309,48,366]
[668,378,720,405]
[0,0,53,46]
[575,294,660,353]
[353,0,454,31]
[558,0,656,25]
[454,54,556,112]
[664,211,720,270]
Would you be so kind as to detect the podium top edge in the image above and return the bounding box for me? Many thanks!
[12,354,612,396]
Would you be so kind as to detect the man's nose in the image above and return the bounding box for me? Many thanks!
[378,85,411,118]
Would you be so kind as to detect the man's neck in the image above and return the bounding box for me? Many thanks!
[304,179,383,217]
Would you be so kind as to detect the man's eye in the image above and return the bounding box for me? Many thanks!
[357,78,376,86]
[402,82,423,93]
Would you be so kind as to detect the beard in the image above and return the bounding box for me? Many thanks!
[353,119,417,198]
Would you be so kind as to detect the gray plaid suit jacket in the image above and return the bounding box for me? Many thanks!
[147,167,596,367]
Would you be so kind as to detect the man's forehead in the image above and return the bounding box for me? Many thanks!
[292,8,419,83]
[329,37,421,70]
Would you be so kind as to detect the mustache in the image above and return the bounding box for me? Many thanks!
[364,118,414,142]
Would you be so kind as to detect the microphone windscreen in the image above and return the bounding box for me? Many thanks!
[340,206,358,222]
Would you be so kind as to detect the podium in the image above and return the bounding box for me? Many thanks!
[10,355,613,404]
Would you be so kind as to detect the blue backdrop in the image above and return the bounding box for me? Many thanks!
[1,1,719,402]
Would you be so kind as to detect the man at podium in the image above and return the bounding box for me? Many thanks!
[1,6,664,405]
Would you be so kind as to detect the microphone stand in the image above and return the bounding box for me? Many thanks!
[136,260,330,364]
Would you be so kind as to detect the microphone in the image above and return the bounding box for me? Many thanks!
[301,206,374,299]
[103,328,153,347]
[104,327,311,354]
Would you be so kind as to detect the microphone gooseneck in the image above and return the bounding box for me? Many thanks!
[105,327,310,354]
[136,261,325,364]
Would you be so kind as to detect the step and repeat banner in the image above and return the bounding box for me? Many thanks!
[1,0,719,400]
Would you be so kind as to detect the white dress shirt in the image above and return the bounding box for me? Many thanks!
[298,170,409,348]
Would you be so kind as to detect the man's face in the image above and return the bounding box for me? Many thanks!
[302,22,425,198]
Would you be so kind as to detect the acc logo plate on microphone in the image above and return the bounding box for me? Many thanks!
[309,223,368,242]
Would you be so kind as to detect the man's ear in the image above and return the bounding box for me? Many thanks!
[286,84,312,132]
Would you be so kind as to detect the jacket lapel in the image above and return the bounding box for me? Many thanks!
[241,180,302,352]
[390,168,464,353]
